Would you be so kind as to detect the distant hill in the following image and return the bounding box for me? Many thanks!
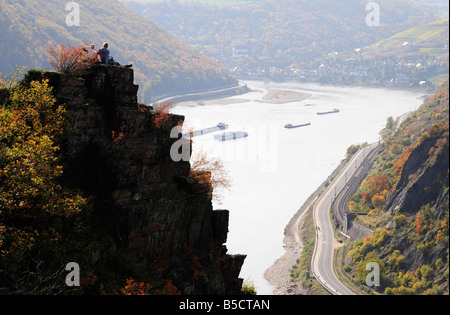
[413,0,449,18]
[307,19,449,88]
[0,0,237,103]
[124,0,438,68]
[374,18,449,52]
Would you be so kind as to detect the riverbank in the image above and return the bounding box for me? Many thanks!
[262,90,312,104]
[265,157,348,295]
[176,88,312,107]
[152,83,249,106]
[234,76,436,96]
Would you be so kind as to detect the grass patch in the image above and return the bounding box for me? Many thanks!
[355,211,392,230]
[392,23,448,40]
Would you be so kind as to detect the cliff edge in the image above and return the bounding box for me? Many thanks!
[34,64,245,295]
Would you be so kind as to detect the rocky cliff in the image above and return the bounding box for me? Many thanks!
[34,65,245,295]
[386,135,449,216]
[384,130,449,278]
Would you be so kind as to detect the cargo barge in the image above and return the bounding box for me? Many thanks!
[214,131,249,141]
[284,122,311,129]
[184,122,228,138]
[316,108,340,115]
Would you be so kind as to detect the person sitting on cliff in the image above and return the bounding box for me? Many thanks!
[83,44,97,63]
[96,42,133,68]
[97,42,110,64]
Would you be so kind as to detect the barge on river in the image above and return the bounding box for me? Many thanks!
[214,131,248,141]
[284,122,311,129]
[184,122,228,138]
[316,108,340,115]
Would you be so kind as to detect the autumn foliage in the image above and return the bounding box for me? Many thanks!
[120,278,152,295]
[393,145,414,176]
[152,102,173,129]
[345,80,449,295]
[0,73,91,294]
[47,44,94,75]
[189,149,231,203]
[359,174,391,209]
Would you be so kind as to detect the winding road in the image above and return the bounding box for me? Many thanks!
[311,142,380,295]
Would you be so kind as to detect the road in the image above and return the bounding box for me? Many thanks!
[311,142,380,295]
[151,83,247,105]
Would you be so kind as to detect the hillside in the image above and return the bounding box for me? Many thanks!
[373,18,449,54]
[309,19,449,88]
[0,0,237,103]
[413,0,449,18]
[343,79,449,295]
[124,0,438,69]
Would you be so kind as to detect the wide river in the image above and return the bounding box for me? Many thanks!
[170,80,424,295]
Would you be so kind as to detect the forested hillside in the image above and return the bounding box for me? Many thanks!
[125,0,438,69]
[344,79,449,295]
[309,19,449,88]
[0,0,237,103]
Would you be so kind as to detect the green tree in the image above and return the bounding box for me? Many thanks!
[385,116,395,131]
[0,76,89,294]
[355,251,385,285]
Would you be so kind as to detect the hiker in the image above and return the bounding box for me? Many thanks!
[83,44,97,62]
[97,42,110,64]
[96,42,132,68]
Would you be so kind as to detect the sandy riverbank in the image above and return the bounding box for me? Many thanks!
[175,98,249,107]
[263,90,312,104]
[175,89,311,107]
[264,185,320,295]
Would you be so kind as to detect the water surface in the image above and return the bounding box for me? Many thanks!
[171,80,423,295]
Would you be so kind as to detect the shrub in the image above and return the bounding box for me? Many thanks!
[120,278,152,295]
[189,149,231,203]
[343,264,352,272]
[152,102,173,129]
[393,214,407,230]
[47,44,93,75]
[241,278,257,295]
[371,194,385,208]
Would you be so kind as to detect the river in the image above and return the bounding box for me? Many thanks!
[170,80,424,295]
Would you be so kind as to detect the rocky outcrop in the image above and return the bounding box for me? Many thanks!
[382,124,449,290]
[386,135,449,215]
[42,64,245,295]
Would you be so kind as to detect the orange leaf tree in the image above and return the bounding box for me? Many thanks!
[120,278,152,295]
[47,44,93,75]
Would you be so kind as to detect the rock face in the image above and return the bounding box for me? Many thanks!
[47,65,245,295]
[386,135,449,215]
[383,126,449,282]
